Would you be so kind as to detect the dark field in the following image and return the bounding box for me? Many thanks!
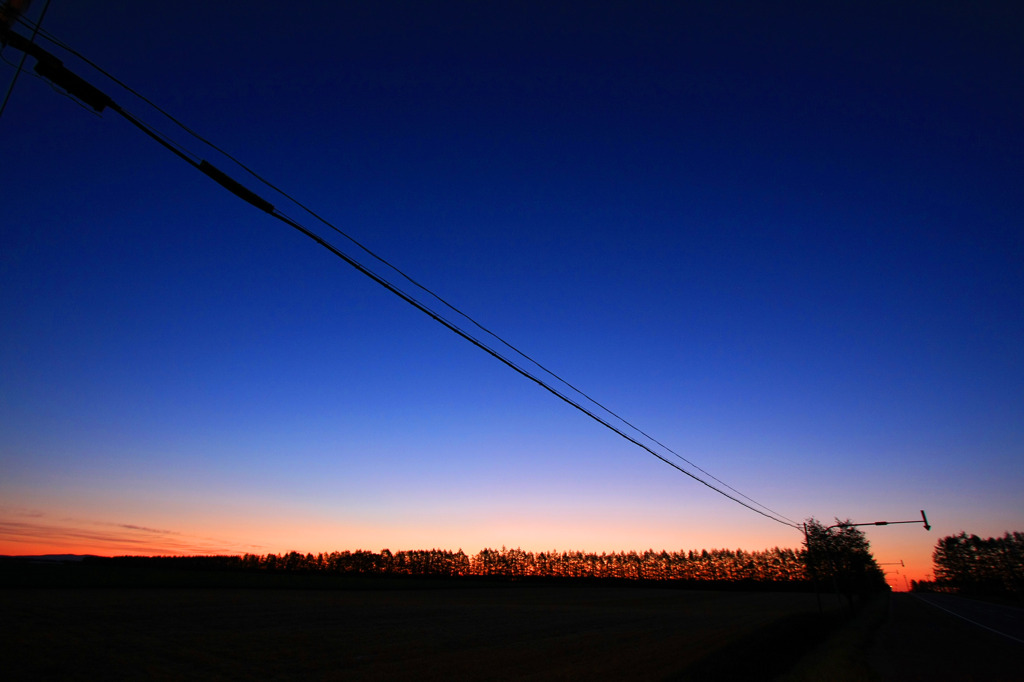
[3,585,831,680]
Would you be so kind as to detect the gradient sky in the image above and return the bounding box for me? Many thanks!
[2,1,1021,589]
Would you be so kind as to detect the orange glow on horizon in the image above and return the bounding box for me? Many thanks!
[1,509,939,591]
[0,517,259,557]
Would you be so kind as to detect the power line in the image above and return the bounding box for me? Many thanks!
[31,30,798,526]
[23,20,801,529]
[6,18,802,530]
[263,208,800,529]
[0,20,803,530]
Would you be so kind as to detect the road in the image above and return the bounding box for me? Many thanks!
[914,593,1024,644]
[868,593,1024,681]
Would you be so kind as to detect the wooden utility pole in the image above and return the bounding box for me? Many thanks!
[1,0,33,30]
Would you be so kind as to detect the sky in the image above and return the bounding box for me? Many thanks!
[1,1,1021,589]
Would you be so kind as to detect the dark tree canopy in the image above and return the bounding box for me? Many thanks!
[96,545,809,586]
[930,531,1024,596]
[802,518,887,607]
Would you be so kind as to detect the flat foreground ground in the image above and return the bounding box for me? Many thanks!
[3,586,823,680]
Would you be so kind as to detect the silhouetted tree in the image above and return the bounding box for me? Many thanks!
[803,518,886,610]
[932,531,1024,596]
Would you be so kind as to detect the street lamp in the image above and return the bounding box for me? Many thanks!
[826,510,931,532]
[806,511,930,614]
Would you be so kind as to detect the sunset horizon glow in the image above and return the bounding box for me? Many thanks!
[2,3,1020,597]
[1,504,942,589]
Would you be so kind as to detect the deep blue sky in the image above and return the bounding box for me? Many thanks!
[2,1,1021,583]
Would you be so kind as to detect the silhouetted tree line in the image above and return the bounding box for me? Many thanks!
[914,531,1024,596]
[107,546,808,584]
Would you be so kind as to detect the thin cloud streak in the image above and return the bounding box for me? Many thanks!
[106,522,180,536]
[0,518,256,556]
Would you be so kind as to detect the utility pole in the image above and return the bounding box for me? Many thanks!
[0,12,112,115]
[1,0,51,122]
[1,0,32,30]
[804,522,824,615]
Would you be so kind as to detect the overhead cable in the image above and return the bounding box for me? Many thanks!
[0,19,802,530]
[22,17,802,528]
